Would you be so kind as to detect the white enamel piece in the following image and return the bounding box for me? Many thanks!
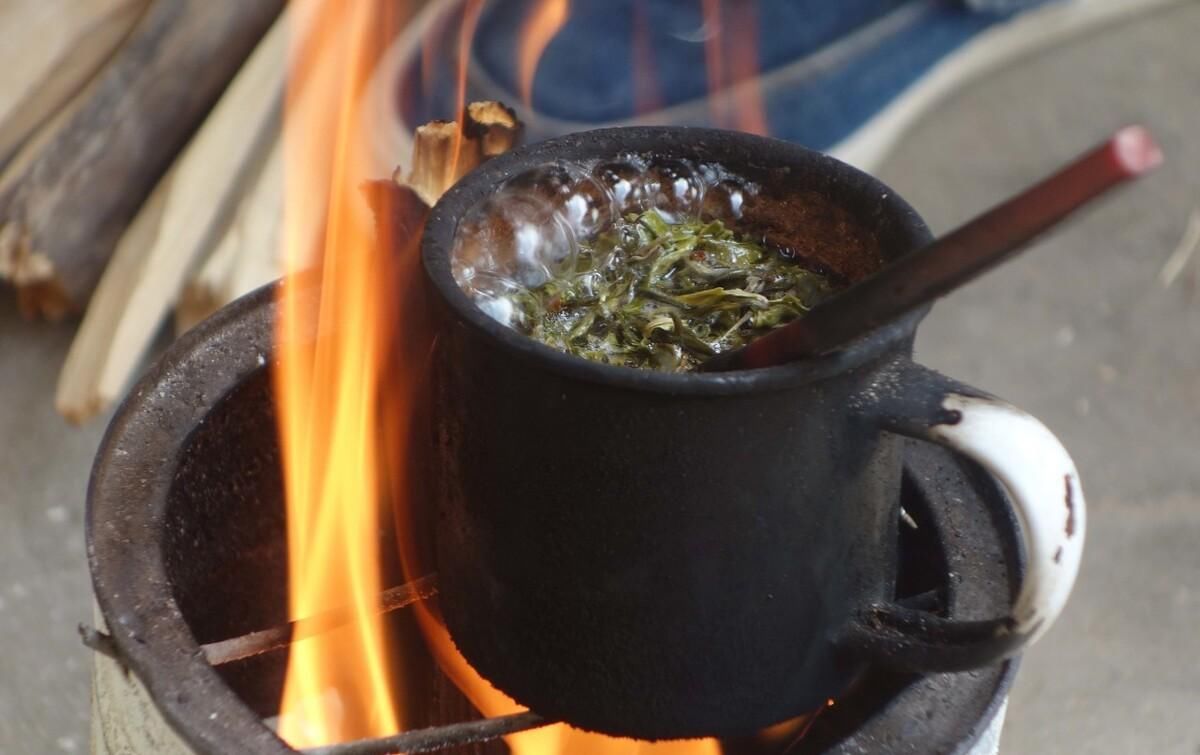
[930,394,1085,642]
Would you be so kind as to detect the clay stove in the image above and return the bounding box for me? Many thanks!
[86,283,1021,755]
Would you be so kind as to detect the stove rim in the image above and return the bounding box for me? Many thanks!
[86,282,1020,755]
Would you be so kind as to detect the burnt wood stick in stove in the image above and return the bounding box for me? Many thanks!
[364,169,513,755]
[0,0,282,320]
[301,712,555,755]
[202,575,438,667]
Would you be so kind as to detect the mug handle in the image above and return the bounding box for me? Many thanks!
[838,360,1086,672]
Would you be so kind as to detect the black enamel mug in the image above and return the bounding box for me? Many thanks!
[419,127,1085,739]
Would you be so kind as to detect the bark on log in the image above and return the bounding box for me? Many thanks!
[55,10,285,424]
[0,0,283,320]
[0,0,150,168]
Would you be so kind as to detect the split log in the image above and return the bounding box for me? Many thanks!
[175,138,284,335]
[55,11,286,424]
[175,0,358,333]
[0,0,150,167]
[0,0,282,320]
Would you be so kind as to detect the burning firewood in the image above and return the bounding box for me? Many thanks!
[178,100,523,332]
[55,10,286,424]
[0,0,150,168]
[0,0,282,321]
[465,101,523,159]
[405,102,522,206]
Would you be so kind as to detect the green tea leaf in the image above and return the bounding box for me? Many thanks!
[508,210,838,371]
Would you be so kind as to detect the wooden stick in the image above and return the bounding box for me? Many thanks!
[175,0,364,331]
[406,121,464,207]
[175,138,284,334]
[0,0,282,320]
[701,126,1164,372]
[201,574,438,667]
[0,0,150,167]
[464,101,522,159]
[301,712,553,755]
[405,101,524,205]
[55,10,286,423]
[173,220,241,335]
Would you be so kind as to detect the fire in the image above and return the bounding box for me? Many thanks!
[411,606,721,755]
[518,0,570,107]
[450,0,486,175]
[700,0,768,134]
[631,0,663,114]
[274,0,404,745]
[275,0,769,752]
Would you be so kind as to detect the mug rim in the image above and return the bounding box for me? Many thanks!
[421,126,932,395]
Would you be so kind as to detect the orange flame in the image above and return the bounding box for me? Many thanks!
[414,607,721,755]
[700,0,768,134]
[518,0,570,107]
[276,0,768,752]
[631,0,664,114]
[274,0,405,746]
[450,0,486,179]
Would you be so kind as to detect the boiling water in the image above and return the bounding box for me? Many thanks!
[451,156,758,329]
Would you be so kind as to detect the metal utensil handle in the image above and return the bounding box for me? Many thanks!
[840,362,1086,672]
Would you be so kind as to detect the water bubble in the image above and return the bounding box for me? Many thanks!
[701,178,753,222]
[645,159,704,217]
[505,164,577,203]
[505,163,616,239]
[560,176,617,238]
[466,272,530,328]
[593,159,656,214]
[452,195,576,289]
[454,159,760,333]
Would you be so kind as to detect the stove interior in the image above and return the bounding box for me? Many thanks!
[162,365,1007,754]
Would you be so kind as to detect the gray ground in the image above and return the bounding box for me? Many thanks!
[876,4,1200,752]
[1,3,1198,753]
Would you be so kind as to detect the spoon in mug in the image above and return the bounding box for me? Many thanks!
[699,125,1163,373]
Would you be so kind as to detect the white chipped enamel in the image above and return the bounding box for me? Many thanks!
[930,394,1085,642]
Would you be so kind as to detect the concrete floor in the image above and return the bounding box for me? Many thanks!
[2,3,1198,753]
[875,4,1200,752]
